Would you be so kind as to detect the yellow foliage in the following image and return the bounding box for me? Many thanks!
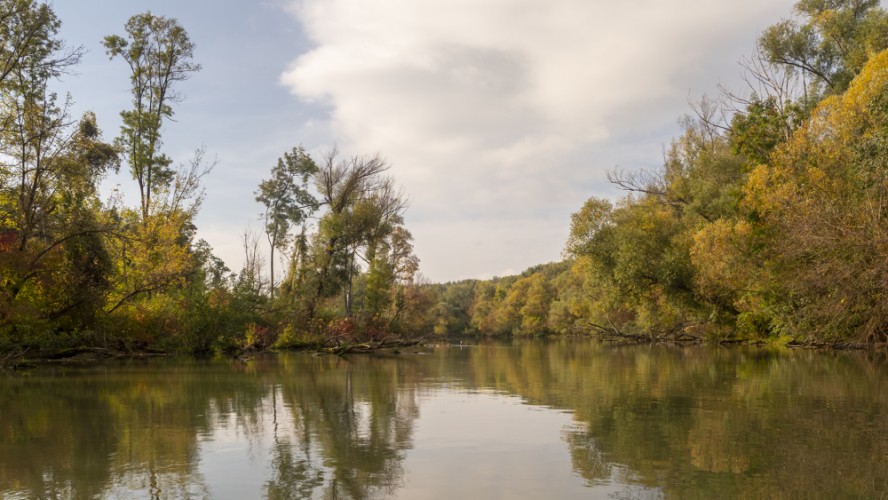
[112,212,190,287]
[731,47,888,341]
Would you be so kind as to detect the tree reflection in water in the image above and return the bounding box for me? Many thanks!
[0,343,886,499]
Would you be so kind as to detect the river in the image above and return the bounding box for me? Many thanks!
[1,340,886,499]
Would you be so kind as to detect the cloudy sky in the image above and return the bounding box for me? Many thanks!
[52,0,796,282]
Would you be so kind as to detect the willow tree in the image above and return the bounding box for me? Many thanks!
[306,152,387,319]
[300,151,411,323]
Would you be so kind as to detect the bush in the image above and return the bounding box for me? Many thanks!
[272,324,324,349]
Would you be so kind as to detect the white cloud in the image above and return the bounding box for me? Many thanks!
[280,0,795,281]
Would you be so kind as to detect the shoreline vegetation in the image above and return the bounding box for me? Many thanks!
[3,333,884,371]
[4,1,888,365]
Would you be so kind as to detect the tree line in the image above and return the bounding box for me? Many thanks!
[0,1,427,359]
[4,0,888,359]
[428,0,888,346]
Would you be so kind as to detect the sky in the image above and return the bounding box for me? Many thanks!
[51,0,796,283]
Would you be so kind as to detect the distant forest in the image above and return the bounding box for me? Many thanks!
[2,0,888,361]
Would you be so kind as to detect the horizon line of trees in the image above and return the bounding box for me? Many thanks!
[427,0,888,346]
[4,0,888,358]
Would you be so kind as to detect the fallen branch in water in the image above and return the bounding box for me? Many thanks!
[1,347,30,368]
[321,339,423,356]
[786,339,877,350]
[584,322,704,344]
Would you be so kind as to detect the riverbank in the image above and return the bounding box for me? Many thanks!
[0,336,432,369]
[4,332,886,370]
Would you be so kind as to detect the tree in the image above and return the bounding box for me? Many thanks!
[565,197,613,258]
[363,224,418,321]
[0,2,117,337]
[0,0,80,98]
[0,0,82,251]
[100,14,215,337]
[0,108,117,329]
[255,146,318,299]
[736,48,888,342]
[345,177,408,317]
[103,12,201,222]
[303,151,391,321]
[759,0,888,96]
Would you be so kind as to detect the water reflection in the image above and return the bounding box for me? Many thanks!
[0,342,886,499]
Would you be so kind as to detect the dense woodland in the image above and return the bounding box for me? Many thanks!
[2,0,888,360]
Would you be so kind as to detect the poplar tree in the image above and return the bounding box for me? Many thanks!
[103,12,200,222]
[255,146,318,299]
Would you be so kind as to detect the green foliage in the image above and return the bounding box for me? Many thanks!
[431,280,476,335]
[272,323,324,349]
[255,146,318,298]
[759,0,888,96]
[729,95,802,166]
[6,0,888,353]
[735,49,888,342]
[103,12,201,221]
[565,197,613,257]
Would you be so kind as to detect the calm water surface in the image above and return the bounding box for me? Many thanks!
[1,340,886,499]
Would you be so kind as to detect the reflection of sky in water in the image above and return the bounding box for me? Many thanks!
[398,390,648,500]
[189,387,658,499]
[94,383,650,499]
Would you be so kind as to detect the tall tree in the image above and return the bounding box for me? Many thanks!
[255,146,318,299]
[280,156,415,338]
[103,12,200,222]
[304,151,391,322]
